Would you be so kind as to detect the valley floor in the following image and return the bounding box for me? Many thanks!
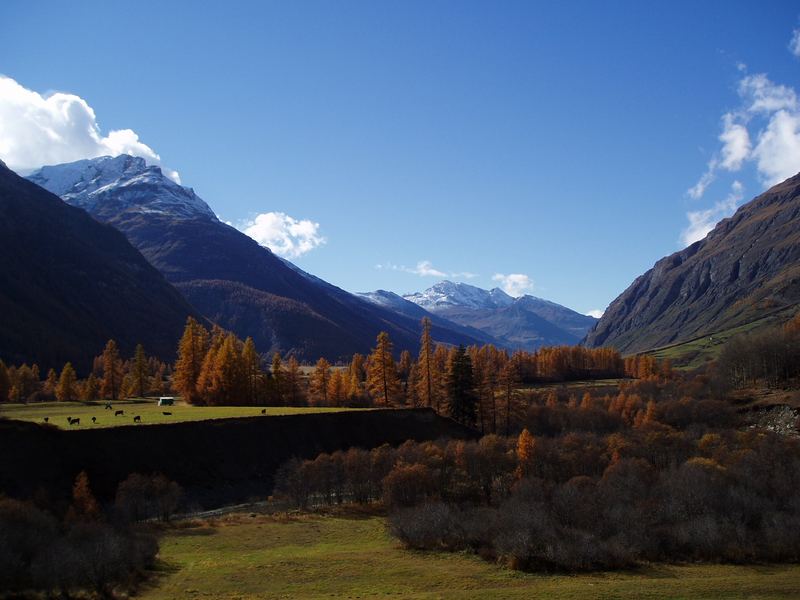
[142,511,800,600]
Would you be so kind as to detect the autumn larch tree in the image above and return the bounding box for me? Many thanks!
[416,317,437,410]
[327,368,348,407]
[82,372,99,401]
[204,333,247,405]
[100,339,123,400]
[310,358,332,406]
[398,350,413,403]
[43,368,58,396]
[241,337,262,405]
[67,471,101,522]
[173,317,210,404]
[515,428,536,479]
[499,353,521,435]
[445,345,477,427]
[284,356,305,405]
[56,362,78,402]
[367,332,401,406]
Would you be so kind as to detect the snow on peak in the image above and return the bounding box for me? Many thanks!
[404,280,514,311]
[27,155,217,220]
[356,290,405,308]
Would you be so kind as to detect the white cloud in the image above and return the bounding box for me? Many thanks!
[681,181,744,247]
[738,74,797,114]
[718,113,751,171]
[791,28,800,58]
[375,260,477,279]
[491,273,533,297]
[240,212,325,258]
[586,309,604,319]
[0,75,179,182]
[409,260,447,277]
[751,109,800,186]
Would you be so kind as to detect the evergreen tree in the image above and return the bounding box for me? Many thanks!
[56,362,78,402]
[445,345,477,427]
[310,358,332,406]
[367,332,401,406]
[173,317,210,404]
[100,339,123,400]
[0,360,9,402]
[132,344,149,398]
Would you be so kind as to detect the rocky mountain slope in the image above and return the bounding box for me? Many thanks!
[29,156,483,360]
[584,173,800,353]
[0,161,201,372]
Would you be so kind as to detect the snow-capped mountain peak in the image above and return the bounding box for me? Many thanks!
[27,155,217,221]
[404,280,514,310]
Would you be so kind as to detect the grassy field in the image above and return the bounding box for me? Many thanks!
[142,512,800,600]
[0,399,365,429]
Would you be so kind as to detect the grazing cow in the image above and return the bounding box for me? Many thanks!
[261,409,266,414]
[162,411,172,416]
[133,415,141,423]
[91,416,97,423]
[43,417,49,423]
[68,417,80,426]
[104,403,113,410]
[115,410,124,416]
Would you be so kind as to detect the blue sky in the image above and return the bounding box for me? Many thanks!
[2,1,800,316]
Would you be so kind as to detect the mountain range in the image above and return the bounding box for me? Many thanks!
[27,156,486,361]
[584,173,800,353]
[0,160,201,372]
[359,281,598,350]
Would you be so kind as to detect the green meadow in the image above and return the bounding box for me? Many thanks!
[0,399,365,429]
[142,512,800,600]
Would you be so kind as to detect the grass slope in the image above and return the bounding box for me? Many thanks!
[0,399,363,429]
[143,513,800,600]
[644,305,798,370]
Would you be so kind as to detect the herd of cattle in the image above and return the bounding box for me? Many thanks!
[42,402,174,426]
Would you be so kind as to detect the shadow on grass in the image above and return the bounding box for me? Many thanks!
[137,558,182,596]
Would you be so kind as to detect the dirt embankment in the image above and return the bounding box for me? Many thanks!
[0,408,476,509]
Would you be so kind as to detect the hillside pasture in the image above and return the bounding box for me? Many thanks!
[0,399,364,429]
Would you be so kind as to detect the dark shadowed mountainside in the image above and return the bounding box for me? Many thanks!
[585,173,800,353]
[0,163,201,372]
